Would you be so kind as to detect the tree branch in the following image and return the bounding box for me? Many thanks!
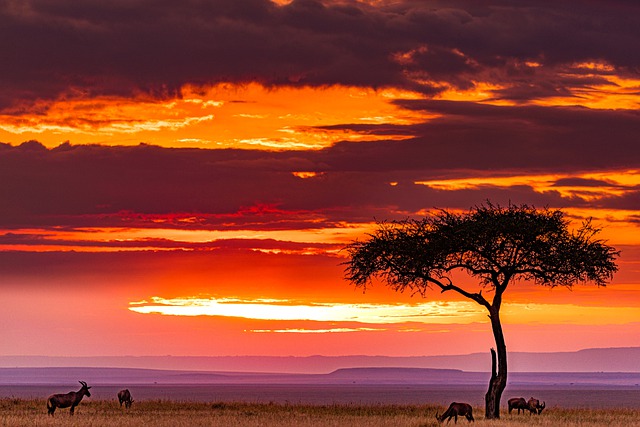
[438,280,491,310]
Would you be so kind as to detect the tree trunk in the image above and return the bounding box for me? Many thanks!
[484,308,507,419]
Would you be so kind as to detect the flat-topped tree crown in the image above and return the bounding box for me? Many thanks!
[345,203,618,304]
[343,202,619,419]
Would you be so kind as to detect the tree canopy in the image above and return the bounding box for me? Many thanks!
[344,203,619,310]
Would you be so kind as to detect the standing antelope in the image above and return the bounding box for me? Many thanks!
[436,402,474,424]
[46,381,91,416]
[118,389,133,408]
[508,397,528,414]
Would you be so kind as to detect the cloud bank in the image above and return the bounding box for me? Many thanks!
[2,0,640,110]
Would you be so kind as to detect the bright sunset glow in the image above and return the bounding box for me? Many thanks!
[129,297,487,324]
[249,327,382,333]
[1,0,639,361]
[129,297,640,327]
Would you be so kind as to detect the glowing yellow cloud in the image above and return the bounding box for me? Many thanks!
[249,327,383,333]
[128,296,639,327]
[415,170,640,201]
[292,171,323,179]
[129,297,486,324]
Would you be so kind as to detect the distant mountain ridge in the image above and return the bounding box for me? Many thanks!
[1,347,638,374]
[1,366,639,387]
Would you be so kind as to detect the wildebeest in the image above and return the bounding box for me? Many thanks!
[118,389,133,408]
[508,397,528,414]
[508,396,545,415]
[527,397,545,414]
[435,402,474,424]
[46,381,91,416]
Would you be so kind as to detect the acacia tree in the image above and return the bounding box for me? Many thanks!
[343,203,618,419]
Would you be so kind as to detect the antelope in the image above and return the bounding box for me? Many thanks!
[46,381,91,416]
[118,389,133,408]
[527,397,545,414]
[436,402,474,424]
[508,397,528,414]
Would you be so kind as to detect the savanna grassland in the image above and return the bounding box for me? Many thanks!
[2,399,640,427]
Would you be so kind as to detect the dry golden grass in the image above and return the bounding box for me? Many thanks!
[1,398,639,427]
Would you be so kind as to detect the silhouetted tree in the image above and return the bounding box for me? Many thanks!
[343,202,619,419]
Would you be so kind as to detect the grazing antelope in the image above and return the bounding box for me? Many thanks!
[527,397,545,414]
[508,397,545,415]
[436,402,474,424]
[118,389,133,408]
[508,397,528,414]
[46,381,91,416]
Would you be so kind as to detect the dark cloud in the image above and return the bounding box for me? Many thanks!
[552,177,618,188]
[319,100,640,172]
[2,0,640,110]
[0,232,341,253]
[594,190,640,211]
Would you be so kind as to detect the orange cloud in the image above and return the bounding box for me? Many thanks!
[0,83,427,150]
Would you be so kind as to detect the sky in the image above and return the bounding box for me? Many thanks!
[1,0,639,360]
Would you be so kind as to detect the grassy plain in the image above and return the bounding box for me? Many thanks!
[1,398,639,427]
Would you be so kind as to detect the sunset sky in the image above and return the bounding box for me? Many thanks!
[1,0,639,361]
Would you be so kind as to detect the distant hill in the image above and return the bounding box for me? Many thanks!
[1,347,638,374]
[1,366,639,387]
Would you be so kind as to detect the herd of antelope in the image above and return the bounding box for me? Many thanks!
[46,380,546,422]
[435,396,546,424]
[46,381,132,416]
